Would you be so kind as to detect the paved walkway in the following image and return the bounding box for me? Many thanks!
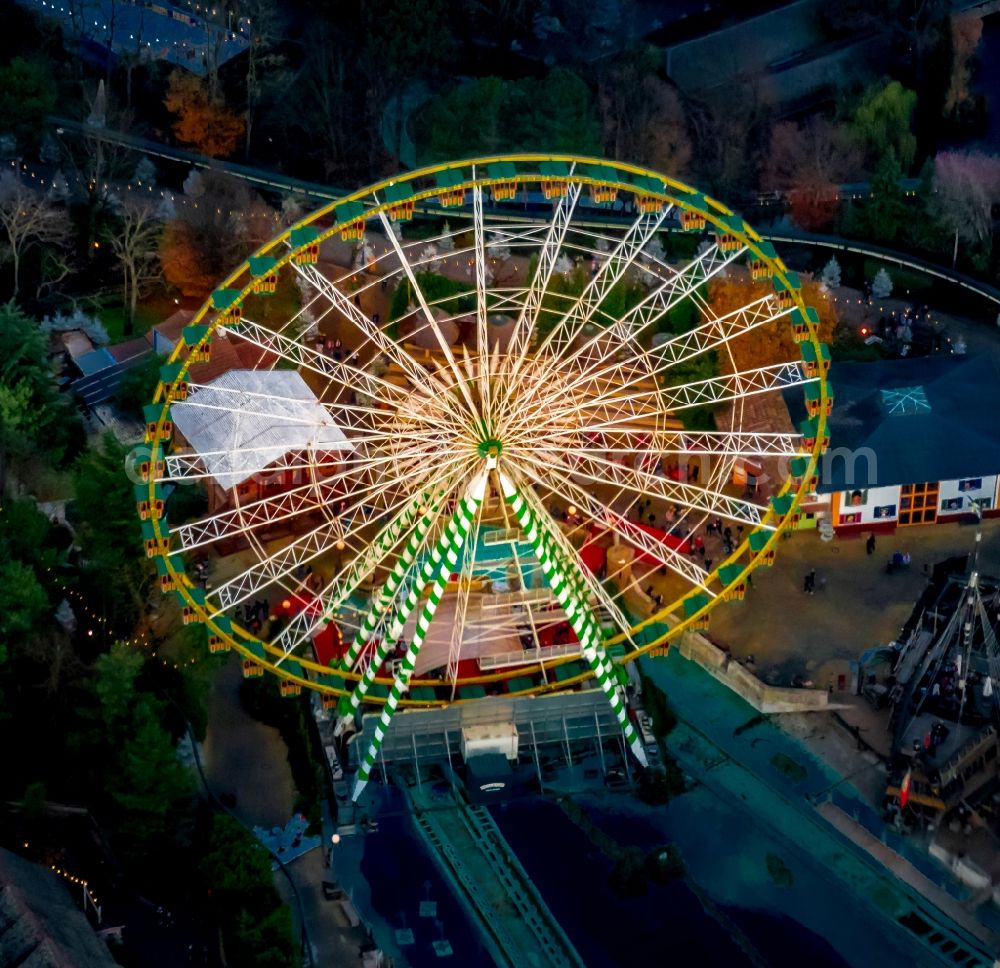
[706,518,1000,691]
[201,655,295,829]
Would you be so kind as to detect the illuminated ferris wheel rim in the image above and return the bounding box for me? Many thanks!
[143,154,831,706]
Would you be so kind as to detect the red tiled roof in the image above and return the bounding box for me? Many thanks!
[146,309,195,350]
[108,336,151,364]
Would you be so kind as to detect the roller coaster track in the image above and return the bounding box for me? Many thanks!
[402,782,584,968]
[46,116,1000,311]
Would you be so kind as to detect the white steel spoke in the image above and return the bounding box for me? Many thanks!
[507,178,581,365]
[223,317,411,408]
[471,182,490,420]
[172,445,445,553]
[295,262,443,400]
[524,446,768,527]
[270,459,472,658]
[377,209,482,422]
[512,454,712,590]
[160,446,343,484]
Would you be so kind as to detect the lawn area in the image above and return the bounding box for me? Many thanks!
[98,293,187,344]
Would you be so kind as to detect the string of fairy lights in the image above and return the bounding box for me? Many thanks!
[55,581,200,671]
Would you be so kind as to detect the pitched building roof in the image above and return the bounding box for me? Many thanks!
[0,849,117,967]
[170,369,353,489]
[784,355,1000,492]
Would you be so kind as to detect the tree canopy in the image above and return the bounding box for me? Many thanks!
[417,69,602,163]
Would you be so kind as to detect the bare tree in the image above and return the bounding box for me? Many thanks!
[107,199,162,335]
[240,0,287,161]
[932,151,1000,269]
[0,175,73,299]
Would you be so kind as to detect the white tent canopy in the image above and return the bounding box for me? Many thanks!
[171,369,353,490]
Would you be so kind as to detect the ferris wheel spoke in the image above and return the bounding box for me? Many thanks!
[377,209,482,422]
[223,317,409,408]
[525,242,745,420]
[513,453,712,589]
[294,262,444,399]
[531,429,807,460]
[506,177,581,368]
[540,293,785,419]
[209,460,453,616]
[471,182,491,419]
[551,209,670,350]
[270,461,470,660]
[171,445,446,554]
[530,446,768,527]
[160,446,343,485]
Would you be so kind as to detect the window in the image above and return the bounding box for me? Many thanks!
[899,482,939,526]
[839,512,862,525]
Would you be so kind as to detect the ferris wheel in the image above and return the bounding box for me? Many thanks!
[140,156,830,799]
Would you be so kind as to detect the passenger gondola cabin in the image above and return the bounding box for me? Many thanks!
[211,289,242,327]
[748,258,767,280]
[770,493,800,527]
[804,382,834,418]
[242,640,267,678]
[788,457,819,492]
[319,673,345,710]
[143,404,172,443]
[683,593,711,630]
[134,454,166,483]
[800,340,832,378]
[799,416,829,451]
[335,201,367,241]
[384,182,416,221]
[242,659,264,678]
[249,255,279,294]
[584,165,618,205]
[183,324,212,363]
[134,483,165,521]
[290,226,320,263]
[789,306,818,342]
[179,586,206,625]
[719,564,747,601]
[159,361,188,402]
[434,169,466,207]
[539,161,570,200]
[773,272,801,310]
[279,661,304,698]
[678,193,707,231]
[748,529,775,566]
[141,519,170,557]
[208,617,233,653]
[155,554,184,593]
[487,162,518,202]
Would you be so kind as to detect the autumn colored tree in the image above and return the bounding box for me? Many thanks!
[596,48,691,175]
[763,118,862,231]
[164,69,245,158]
[707,274,835,373]
[160,170,275,298]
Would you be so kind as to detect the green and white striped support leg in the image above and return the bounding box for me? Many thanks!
[340,491,447,671]
[499,472,647,767]
[352,472,488,801]
[340,492,481,718]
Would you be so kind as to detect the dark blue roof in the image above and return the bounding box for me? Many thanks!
[784,355,1000,492]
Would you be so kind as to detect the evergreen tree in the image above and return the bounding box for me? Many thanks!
[871,267,893,299]
[820,256,842,290]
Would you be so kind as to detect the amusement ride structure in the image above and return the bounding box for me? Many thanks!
[138,157,831,799]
